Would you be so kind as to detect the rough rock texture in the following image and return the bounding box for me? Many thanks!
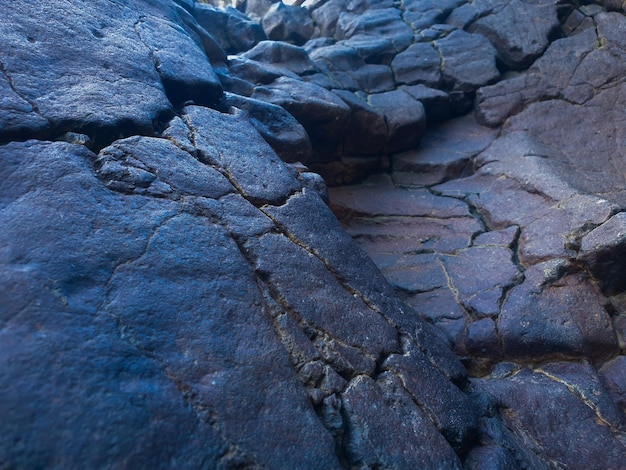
[6,0,626,468]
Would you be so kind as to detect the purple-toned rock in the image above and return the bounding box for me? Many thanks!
[332,89,388,155]
[579,212,626,295]
[368,89,426,153]
[498,264,618,361]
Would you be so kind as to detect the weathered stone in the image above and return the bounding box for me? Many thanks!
[175,4,228,65]
[330,175,470,218]
[600,355,626,413]
[193,4,266,53]
[382,342,479,453]
[227,56,301,85]
[401,84,450,122]
[309,43,366,72]
[341,34,397,64]
[392,114,497,186]
[244,0,273,22]
[335,9,414,51]
[440,246,520,318]
[0,140,340,468]
[463,318,502,359]
[241,40,318,75]
[368,89,426,153]
[341,375,462,469]
[10,0,626,466]
[262,2,315,45]
[405,288,467,346]
[223,92,314,163]
[0,0,179,144]
[342,215,483,257]
[579,212,626,295]
[182,105,301,205]
[390,42,442,88]
[468,0,560,70]
[96,136,234,199]
[347,64,395,93]
[135,15,223,106]
[265,189,468,382]
[498,265,619,361]
[0,70,50,142]
[475,364,626,468]
[434,29,500,92]
[332,89,388,155]
[310,0,347,37]
[381,253,449,294]
[245,232,400,359]
[473,226,519,248]
[252,76,351,147]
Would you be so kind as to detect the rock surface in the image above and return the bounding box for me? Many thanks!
[4,0,626,468]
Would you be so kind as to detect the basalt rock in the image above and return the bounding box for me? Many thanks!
[6,0,626,468]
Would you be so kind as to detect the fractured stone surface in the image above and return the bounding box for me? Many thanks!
[6,0,626,467]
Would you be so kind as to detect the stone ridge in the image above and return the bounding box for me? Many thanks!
[2,0,626,468]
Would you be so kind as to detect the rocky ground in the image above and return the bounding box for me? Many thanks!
[2,0,626,468]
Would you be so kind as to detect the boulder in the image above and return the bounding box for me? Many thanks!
[368,89,427,153]
[262,2,315,45]
[193,4,266,53]
[467,0,560,70]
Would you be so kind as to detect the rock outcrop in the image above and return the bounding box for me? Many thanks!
[3,0,626,468]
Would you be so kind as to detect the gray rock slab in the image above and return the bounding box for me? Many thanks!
[343,215,483,257]
[390,42,442,88]
[401,84,451,122]
[468,0,560,70]
[600,355,626,414]
[0,0,178,144]
[242,40,319,75]
[341,374,462,468]
[266,189,468,383]
[193,4,266,53]
[405,287,468,346]
[0,140,341,468]
[434,29,500,92]
[244,231,400,360]
[223,92,314,164]
[332,89,388,155]
[329,176,470,218]
[0,70,49,141]
[440,246,520,318]
[262,2,315,45]
[135,15,222,106]
[182,105,301,205]
[340,34,397,64]
[475,364,626,468]
[96,136,235,199]
[579,212,626,295]
[382,342,479,454]
[368,89,426,154]
[252,76,351,144]
[498,265,618,361]
[335,9,414,51]
[392,114,498,186]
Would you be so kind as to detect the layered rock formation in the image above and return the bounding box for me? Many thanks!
[3,0,626,468]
